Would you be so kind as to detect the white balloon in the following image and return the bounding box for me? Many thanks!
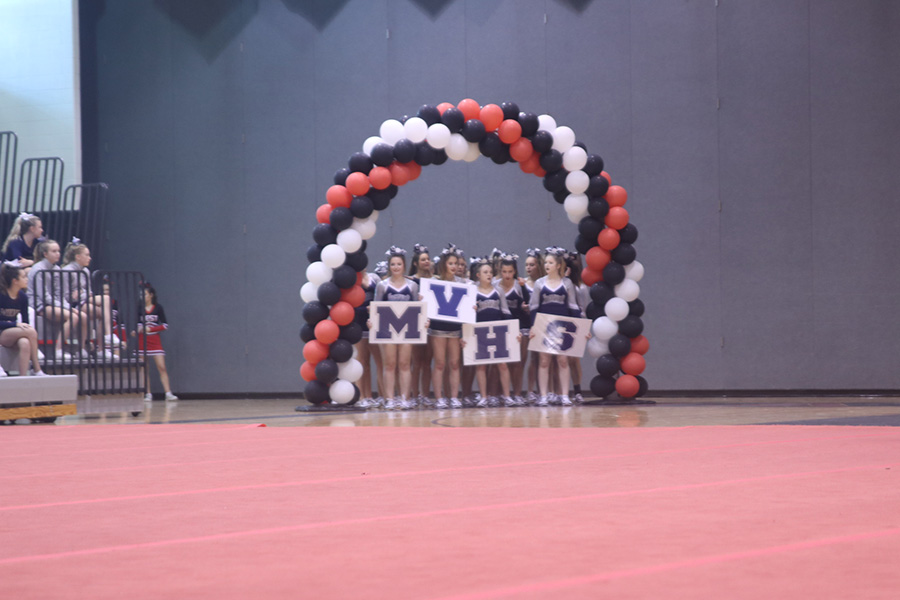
[426,123,451,149]
[552,126,576,152]
[604,297,629,322]
[445,133,469,160]
[403,117,428,143]
[592,316,618,341]
[625,260,644,282]
[337,358,364,383]
[363,136,385,156]
[379,119,405,145]
[300,282,319,303]
[305,262,332,286]
[329,379,356,403]
[463,141,481,162]
[320,244,346,269]
[562,146,588,171]
[587,336,607,358]
[353,217,377,240]
[369,210,379,222]
[615,279,640,302]
[336,228,362,253]
[565,170,590,194]
[537,114,557,132]
[564,193,589,219]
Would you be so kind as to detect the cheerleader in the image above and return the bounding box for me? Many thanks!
[351,269,379,409]
[497,252,529,405]
[522,247,544,402]
[0,261,47,376]
[2,212,43,268]
[138,283,178,401]
[528,246,583,406]
[467,257,516,407]
[372,246,418,409]
[408,243,433,405]
[61,237,116,359]
[566,252,591,403]
[429,244,465,409]
[28,239,89,360]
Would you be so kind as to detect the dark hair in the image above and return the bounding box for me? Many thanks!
[0,264,23,295]
[408,251,431,277]
[566,253,583,286]
[499,257,519,279]
[141,283,158,305]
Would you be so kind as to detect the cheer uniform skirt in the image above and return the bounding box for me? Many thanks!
[137,333,165,356]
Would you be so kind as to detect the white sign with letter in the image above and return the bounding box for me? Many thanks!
[419,278,477,324]
[368,301,428,344]
[462,320,521,366]
[527,313,592,357]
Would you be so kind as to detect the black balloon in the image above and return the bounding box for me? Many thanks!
[590,375,616,399]
[302,301,329,325]
[299,323,315,343]
[431,148,448,165]
[307,244,323,264]
[574,140,587,151]
[304,380,330,405]
[578,216,604,241]
[490,146,511,164]
[350,196,374,219]
[595,354,621,377]
[414,142,436,166]
[385,184,399,199]
[315,359,339,384]
[370,143,394,167]
[611,243,636,265]
[584,154,605,177]
[344,250,368,272]
[518,112,539,137]
[618,315,644,338]
[417,104,441,126]
[333,167,350,186]
[393,139,416,163]
[369,188,392,211]
[619,223,639,244]
[478,132,503,158]
[602,262,626,286]
[316,281,341,306]
[531,130,553,154]
[441,107,465,133]
[588,175,610,197]
[636,375,649,397]
[329,207,353,232]
[588,198,610,220]
[461,119,486,143]
[539,149,563,172]
[329,339,353,363]
[553,189,569,205]
[585,301,603,320]
[574,234,595,256]
[348,152,373,174]
[628,298,645,317]
[608,334,631,358]
[338,322,363,344]
[333,265,357,289]
[500,101,519,120]
[590,282,615,306]
[313,223,338,246]
[542,169,568,193]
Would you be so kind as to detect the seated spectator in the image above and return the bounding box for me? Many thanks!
[0,261,47,376]
[61,237,116,359]
[2,212,44,268]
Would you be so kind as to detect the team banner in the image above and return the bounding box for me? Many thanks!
[527,313,592,357]
[419,278,477,324]
[368,301,428,344]
[462,320,521,366]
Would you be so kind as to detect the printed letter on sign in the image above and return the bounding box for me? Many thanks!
[369,301,427,344]
[462,320,520,365]
[420,279,477,324]
[527,313,592,357]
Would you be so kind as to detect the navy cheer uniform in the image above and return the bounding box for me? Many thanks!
[475,286,512,323]
[3,237,38,263]
[500,281,529,334]
[374,279,418,304]
[0,290,28,331]
[528,277,583,323]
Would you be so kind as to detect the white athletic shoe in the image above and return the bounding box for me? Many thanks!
[504,396,517,407]
[30,370,50,377]
[474,394,487,408]
[450,397,462,409]
[536,395,550,407]
[144,393,153,401]
[559,395,573,407]
[0,365,7,377]
[528,392,539,405]
[574,393,584,404]
[356,397,372,409]
[435,397,449,409]
[165,392,179,401]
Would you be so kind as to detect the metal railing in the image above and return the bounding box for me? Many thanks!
[45,183,110,265]
[0,131,16,212]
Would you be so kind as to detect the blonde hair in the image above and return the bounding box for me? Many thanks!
[2,214,41,254]
[63,240,88,266]
[34,239,59,263]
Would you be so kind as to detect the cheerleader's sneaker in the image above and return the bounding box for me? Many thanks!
[435,397,449,409]
[165,392,179,401]
[474,394,488,408]
[355,397,372,409]
[503,396,517,407]
[559,395,573,407]
[536,395,550,407]
[0,365,7,377]
[574,393,584,404]
[144,393,153,401]
[528,392,539,405]
[449,397,463,409]
[488,396,501,408]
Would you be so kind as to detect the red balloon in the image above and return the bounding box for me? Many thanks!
[369,166,392,189]
[600,170,611,184]
[616,374,640,398]
[605,206,629,230]
[345,172,370,196]
[388,163,409,187]
[457,98,481,121]
[620,352,646,376]
[341,285,365,307]
[605,185,628,207]
[300,361,316,382]
[597,228,621,251]
[497,119,522,144]
[326,185,352,208]
[302,340,329,364]
[581,268,602,287]
[519,152,539,174]
[630,335,650,355]
[479,104,504,131]
[356,271,365,285]
[533,167,546,178]
[316,204,333,224]
[314,319,340,345]
[509,138,533,162]
[437,102,454,114]
[404,161,422,180]
[330,301,355,326]
[585,246,611,271]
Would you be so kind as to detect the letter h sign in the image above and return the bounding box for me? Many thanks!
[462,320,521,365]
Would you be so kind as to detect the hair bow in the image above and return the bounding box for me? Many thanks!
[413,243,429,255]
[385,245,407,257]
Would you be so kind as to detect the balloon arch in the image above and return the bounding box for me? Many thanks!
[299,99,649,406]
